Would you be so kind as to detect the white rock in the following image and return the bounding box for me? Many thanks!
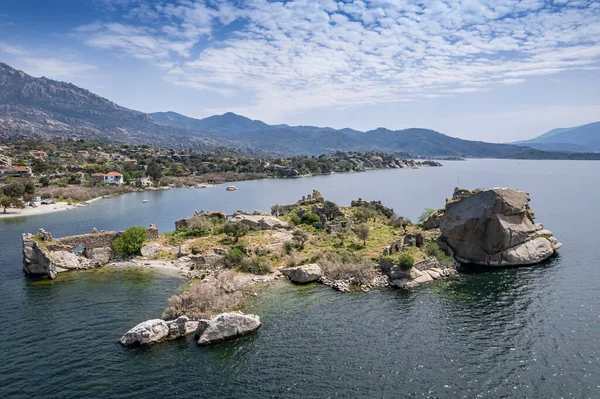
[281,263,323,284]
[120,319,169,346]
[197,313,261,345]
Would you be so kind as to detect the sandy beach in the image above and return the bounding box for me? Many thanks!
[0,197,104,220]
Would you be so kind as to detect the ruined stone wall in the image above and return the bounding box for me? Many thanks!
[22,226,160,279]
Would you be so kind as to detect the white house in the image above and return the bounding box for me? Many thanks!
[137,176,153,187]
[103,171,124,185]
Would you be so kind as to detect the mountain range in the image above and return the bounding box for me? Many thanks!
[511,122,600,153]
[0,61,597,158]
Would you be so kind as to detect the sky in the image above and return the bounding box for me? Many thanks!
[1,0,599,142]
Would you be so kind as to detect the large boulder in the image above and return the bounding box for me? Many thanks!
[423,209,444,230]
[83,247,113,264]
[230,215,289,230]
[439,188,561,266]
[197,313,261,345]
[281,263,323,283]
[120,319,170,346]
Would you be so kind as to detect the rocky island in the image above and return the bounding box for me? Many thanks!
[22,187,561,347]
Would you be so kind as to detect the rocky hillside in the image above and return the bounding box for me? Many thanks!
[0,61,589,158]
[0,62,244,151]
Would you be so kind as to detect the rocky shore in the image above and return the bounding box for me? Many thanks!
[22,187,561,347]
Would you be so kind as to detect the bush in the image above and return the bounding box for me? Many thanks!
[391,216,411,229]
[283,241,294,255]
[290,215,301,226]
[425,242,454,266]
[397,253,414,270]
[186,215,212,233]
[354,207,379,223]
[292,229,309,249]
[162,271,245,320]
[311,250,377,284]
[112,226,147,257]
[224,246,246,267]
[221,221,250,242]
[238,255,272,275]
[301,212,320,225]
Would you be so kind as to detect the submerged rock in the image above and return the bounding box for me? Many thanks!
[197,313,261,345]
[120,319,170,346]
[439,188,562,266]
[281,263,323,284]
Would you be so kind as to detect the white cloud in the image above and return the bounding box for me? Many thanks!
[76,0,600,120]
[0,42,96,79]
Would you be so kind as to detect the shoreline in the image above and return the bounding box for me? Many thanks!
[0,196,105,220]
[0,163,441,220]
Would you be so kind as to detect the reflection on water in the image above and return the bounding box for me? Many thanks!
[1,159,600,397]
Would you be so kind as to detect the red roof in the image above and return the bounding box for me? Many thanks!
[105,171,123,177]
[92,173,105,177]
[14,166,31,172]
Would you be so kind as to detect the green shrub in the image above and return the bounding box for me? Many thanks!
[425,242,454,266]
[283,241,294,255]
[221,221,250,242]
[238,255,272,275]
[301,212,320,225]
[224,246,246,267]
[290,215,301,226]
[113,226,147,257]
[384,252,414,270]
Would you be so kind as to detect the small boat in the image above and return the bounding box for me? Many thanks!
[226,186,237,191]
[142,200,149,203]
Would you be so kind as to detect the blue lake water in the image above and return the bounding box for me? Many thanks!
[1,159,599,398]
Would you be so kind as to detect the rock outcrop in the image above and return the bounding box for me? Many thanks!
[281,264,323,283]
[120,316,200,346]
[439,187,562,266]
[230,214,289,230]
[120,319,170,346]
[196,313,261,345]
[423,209,444,229]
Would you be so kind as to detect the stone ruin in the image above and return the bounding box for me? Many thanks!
[350,198,397,219]
[175,211,227,231]
[22,225,159,279]
[274,190,325,216]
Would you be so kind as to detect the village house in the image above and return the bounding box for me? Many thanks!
[124,159,138,165]
[31,151,47,158]
[76,150,89,157]
[75,171,86,181]
[103,171,124,185]
[11,166,33,178]
[137,176,153,187]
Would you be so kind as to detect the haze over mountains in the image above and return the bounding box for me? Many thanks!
[512,122,600,153]
[0,61,597,158]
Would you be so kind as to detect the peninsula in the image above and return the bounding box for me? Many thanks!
[22,187,561,346]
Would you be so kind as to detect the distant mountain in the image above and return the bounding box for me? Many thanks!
[149,110,528,157]
[1,61,595,159]
[513,122,600,152]
[150,111,271,133]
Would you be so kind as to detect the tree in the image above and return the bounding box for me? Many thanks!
[355,224,370,246]
[334,226,353,247]
[1,196,24,214]
[292,229,309,250]
[39,176,50,187]
[112,226,147,257]
[355,207,379,223]
[271,204,281,216]
[147,161,163,182]
[221,222,249,243]
[418,208,437,224]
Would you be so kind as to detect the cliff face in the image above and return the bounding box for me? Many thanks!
[439,188,562,266]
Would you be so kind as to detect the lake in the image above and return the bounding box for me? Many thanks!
[1,159,599,398]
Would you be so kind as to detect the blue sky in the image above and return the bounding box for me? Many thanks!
[1,0,599,142]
